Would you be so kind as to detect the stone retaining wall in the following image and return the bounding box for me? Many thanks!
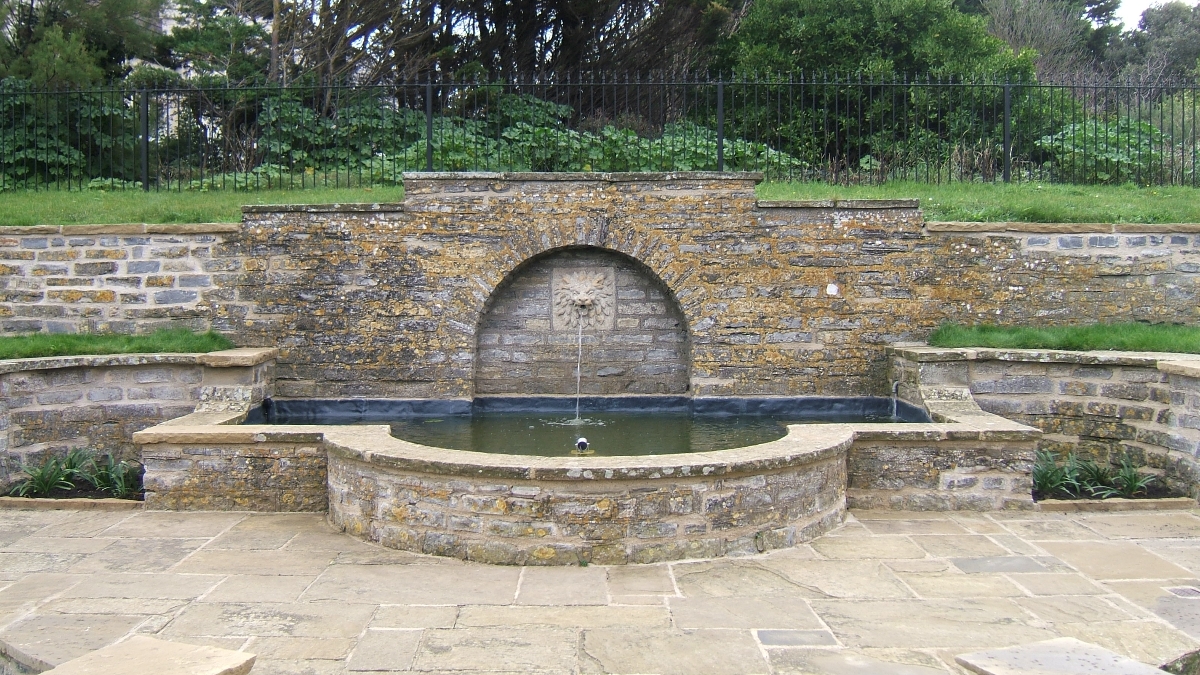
[891,346,1200,495]
[0,348,275,488]
[0,223,240,335]
[3,175,1198,399]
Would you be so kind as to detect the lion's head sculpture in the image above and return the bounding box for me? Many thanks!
[553,269,615,331]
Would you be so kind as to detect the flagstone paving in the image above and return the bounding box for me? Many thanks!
[2,508,1200,674]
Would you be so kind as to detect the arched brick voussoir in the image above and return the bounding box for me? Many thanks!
[463,217,714,338]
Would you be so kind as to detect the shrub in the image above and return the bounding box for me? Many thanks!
[1037,117,1165,184]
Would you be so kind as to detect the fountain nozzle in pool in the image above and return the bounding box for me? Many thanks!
[572,437,593,455]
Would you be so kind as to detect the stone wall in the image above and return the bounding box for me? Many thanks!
[138,427,326,512]
[0,348,275,488]
[0,223,240,334]
[476,247,689,395]
[891,346,1200,495]
[2,175,1198,400]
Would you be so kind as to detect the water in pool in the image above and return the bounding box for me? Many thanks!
[250,397,930,457]
[387,411,898,457]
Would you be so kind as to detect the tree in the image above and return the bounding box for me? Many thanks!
[1105,1,1200,81]
[0,0,164,85]
[716,0,1034,78]
[982,0,1089,79]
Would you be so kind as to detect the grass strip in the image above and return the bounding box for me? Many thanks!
[1,182,1197,227]
[0,328,235,359]
[758,181,1200,224]
[0,186,406,226]
[928,322,1200,353]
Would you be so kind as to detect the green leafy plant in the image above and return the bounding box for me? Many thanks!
[1073,456,1119,498]
[1032,450,1077,499]
[80,455,142,498]
[1037,117,1166,184]
[9,456,74,497]
[1113,456,1157,498]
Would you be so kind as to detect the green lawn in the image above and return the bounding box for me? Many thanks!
[0,186,406,226]
[758,182,1200,224]
[0,181,1197,226]
[929,322,1200,353]
[0,328,235,359]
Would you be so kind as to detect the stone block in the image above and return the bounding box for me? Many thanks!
[42,635,255,675]
[955,637,1162,675]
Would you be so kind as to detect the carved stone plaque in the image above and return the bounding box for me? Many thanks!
[551,267,616,331]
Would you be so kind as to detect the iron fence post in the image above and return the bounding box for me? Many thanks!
[140,89,150,191]
[1002,82,1011,183]
[716,80,725,172]
[425,81,434,172]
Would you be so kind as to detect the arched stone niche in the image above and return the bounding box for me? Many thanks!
[475,246,690,396]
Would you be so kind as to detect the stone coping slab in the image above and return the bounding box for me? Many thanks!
[0,223,239,234]
[0,496,142,511]
[928,221,1200,233]
[0,348,278,374]
[136,411,1038,482]
[757,199,920,209]
[888,345,1200,368]
[41,636,254,675]
[1160,360,1200,378]
[1034,496,1198,512]
[955,637,1163,675]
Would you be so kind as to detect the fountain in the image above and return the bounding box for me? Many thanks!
[131,173,1040,565]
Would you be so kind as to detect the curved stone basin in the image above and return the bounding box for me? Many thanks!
[321,423,851,565]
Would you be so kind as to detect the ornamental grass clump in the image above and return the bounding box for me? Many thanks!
[8,450,142,499]
[1032,451,1159,500]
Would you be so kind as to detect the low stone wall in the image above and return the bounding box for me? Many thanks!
[0,348,275,488]
[134,393,1039,561]
[891,346,1200,495]
[136,423,326,512]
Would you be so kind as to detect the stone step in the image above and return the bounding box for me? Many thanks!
[956,637,1163,675]
[42,636,254,675]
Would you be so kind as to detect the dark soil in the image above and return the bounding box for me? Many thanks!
[1033,482,1184,502]
[10,487,143,501]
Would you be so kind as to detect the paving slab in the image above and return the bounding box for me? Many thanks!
[895,572,1024,598]
[672,560,805,598]
[810,598,1056,649]
[994,519,1099,541]
[456,604,668,628]
[758,559,914,599]
[581,628,769,675]
[414,627,577,673]
[954,637,1163,675]
[205,515,324,552]
[669,595,825,629]
[0,612,146,668]
[517,565,608,605]
[810,536,928,560]
[345,629,421,671]
[98,513,244,539]
[909,535,1009,558]
[200,576,320,604]
[605,564,675,595]
[768,650,951,675]
[1037,541,1194,579]
[1077,513,1200,540]
[1006,572,1108,596]
[68,539,207,573]
[248,636,352,660]
[300,562,520,605]
[161,602,376,639]
[755,629,838,646]
[173,550,337,576]
[952,556,1049,574]
[857,519,971,536]
[371,605,459,629]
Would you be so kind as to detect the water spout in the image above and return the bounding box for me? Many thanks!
[890,380,900,419]
[575,305,584,421]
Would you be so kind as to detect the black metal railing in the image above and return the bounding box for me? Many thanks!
[1,73,1197,189]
